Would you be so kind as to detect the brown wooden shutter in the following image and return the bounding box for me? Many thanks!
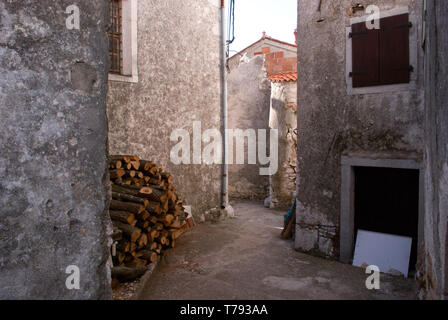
[379,13,411,85]
[351,21,380,88]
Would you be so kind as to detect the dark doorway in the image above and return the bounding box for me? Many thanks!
[354,167,420,273]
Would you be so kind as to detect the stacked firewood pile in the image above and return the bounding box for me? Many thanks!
[109,155,190,282]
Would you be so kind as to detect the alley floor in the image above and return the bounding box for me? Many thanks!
[139,201,417,300]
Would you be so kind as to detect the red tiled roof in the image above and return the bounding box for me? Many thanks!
[268,72,297,83]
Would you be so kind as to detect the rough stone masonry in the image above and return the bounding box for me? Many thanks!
[422,0,448,300]
[0,1,111,299]
[295,0,425,258]
[107,0,222,221]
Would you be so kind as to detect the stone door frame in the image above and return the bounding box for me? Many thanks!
[339,156,424,264]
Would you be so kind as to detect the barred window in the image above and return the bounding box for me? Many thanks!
[109,0,122,74]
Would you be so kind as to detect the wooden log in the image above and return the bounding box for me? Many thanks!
[112,221,142,243]
[126,258,147,268]
[112,184,149,197]
[125,170,136,178]
[169,224,189,240]
[140,211,151,221]
[156,235,167,246]
[135,171,144,179]
[162,173,173,184]
[112,228,123,241]
[136,220,150,229]
[160,229,169,238]
[117,252,126,265]
[167,190,177,207]
[138,233,148,249]
[130,160,140,171]
[145,187,167,203]
[157,214,175,227]
[111,266,147,282]
[110,169,126,179]
[148,229,158,241]
[139,160,154,172]
[115,160,123,169]
[131,178,145,187]
[110,155,140,163]
[147,178,161,185]
[110,199,145,215]
[112,192,149,207]
[132,251,145,259]
[146,202,162,215]
[148,166,158,175]
[164,214,175,225]
[137,250,158,263]
[110,155,130,163]
[149,216,158,225]
[114,183,154,198]
[170,218,182,229]
[145,241,158,251]
[160,199,169,213]
[116,241,131,253]
[110,210,136,226]
[169,204,183,216]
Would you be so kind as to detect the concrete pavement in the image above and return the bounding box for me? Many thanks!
[138,200,416,300]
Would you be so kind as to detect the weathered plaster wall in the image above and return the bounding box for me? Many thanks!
[227,56,270,200]
[0,1,111,299]
[295,0,425,258]
[269,82,297,209]
[422,0,448,300]
[107,0,222,219]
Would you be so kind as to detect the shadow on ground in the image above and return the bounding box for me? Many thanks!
[138,200,417,300]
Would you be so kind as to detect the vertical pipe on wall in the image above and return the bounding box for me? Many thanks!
[220,0,229,209]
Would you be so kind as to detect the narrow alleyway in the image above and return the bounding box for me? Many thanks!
[139,201,416,300]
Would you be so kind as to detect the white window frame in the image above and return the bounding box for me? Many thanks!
[345,6,418,95]
[109,0,138,83]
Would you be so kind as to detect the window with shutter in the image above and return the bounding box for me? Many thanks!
[379,14,411,85]
[351,22,380,88]
[350,13,411,89]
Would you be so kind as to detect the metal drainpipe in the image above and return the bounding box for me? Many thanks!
[220,0,229,209]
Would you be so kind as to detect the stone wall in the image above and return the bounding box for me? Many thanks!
[421,0,448,300]
[269,82,297,209]
[227,56,271,200]
[295,0,425,258]
[0,1,111,299]
[107,0,222,220]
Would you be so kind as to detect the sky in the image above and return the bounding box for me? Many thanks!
[228,0,298,56]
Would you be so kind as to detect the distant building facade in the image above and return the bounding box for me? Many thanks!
[227,33,297,207]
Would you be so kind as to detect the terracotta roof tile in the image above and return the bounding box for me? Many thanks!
[267,72,297,83]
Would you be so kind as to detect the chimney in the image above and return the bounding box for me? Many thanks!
[262,31,266,39]
[294,29,298,45]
